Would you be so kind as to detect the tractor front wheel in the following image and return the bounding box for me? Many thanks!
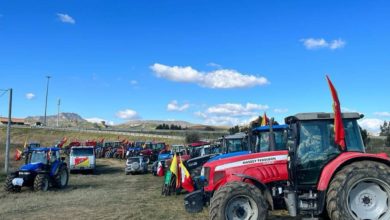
[210,181,268,220]
[4,173,21,193]
[34,174,49,192]
[327,161,390,220]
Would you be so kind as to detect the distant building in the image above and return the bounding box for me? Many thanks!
[0,117,25,125]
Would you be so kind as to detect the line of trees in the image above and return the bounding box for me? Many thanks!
[156,123,183,130]
[380,121,390,147]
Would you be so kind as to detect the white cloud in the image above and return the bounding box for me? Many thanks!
[150,63,269,89]
[301,38,345,50]
[207,62,222,69]
[195,102,268,126]
[206,103,268,116]
[358,118,384,136]
[130,80,138,85]
[274,108,288,114]
[25,93,35,100]
[86,117,115,126]
[116,109,139,120]
[329,39,346,50]
[57,13,75,24]
[374,112,390,117]
[167,100,190,112]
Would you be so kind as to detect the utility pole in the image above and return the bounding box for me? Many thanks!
[5,88,12,173]
[44,76,51,126]
[57,98,61,127]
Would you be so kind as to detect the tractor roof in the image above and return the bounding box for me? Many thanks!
[223,132,246,140]
[285,112,363,124]
[30,147,61,151]
[252,124,288,132]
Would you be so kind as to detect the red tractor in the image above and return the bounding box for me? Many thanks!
[185,112,390,220]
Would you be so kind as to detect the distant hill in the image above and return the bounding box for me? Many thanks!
[115,120,194,130]
[25,113,95,128]
[24,113,227,132]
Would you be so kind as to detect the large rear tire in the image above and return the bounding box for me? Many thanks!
[34,174,49,192]
[326,161,390,220]
[210,181,268,220]
[4,173,21,193]
[54,166,69,189]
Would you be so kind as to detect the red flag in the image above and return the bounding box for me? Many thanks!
[180,160,194,192]
[15,149,22,161]
[326,75,346,150]
[57,137,68,148]
[157,161,164,176]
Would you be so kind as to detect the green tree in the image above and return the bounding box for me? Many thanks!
[386,134,390,147]
[228,125,240,134]
[185,132,200,143]
[380,121,389,136]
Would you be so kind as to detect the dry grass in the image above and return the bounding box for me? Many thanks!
[0,159,295,220]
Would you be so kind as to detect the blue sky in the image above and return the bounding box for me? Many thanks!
[0,0,390,134]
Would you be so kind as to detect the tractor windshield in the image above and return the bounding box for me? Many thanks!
[296,119,365,185]
[71,148,94,156]
[222,139,245,153]
[29,151,48,164]
[257,130,288,152]
[152,143,165,150]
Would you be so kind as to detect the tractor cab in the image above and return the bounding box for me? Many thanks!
[253,124,288,152]
[285,112,364,186]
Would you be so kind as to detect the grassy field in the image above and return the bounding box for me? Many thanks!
[0,159,292,220]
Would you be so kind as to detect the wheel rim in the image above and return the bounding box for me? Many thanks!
[225,195,258,220]
[348,178,390,220]
[60,170,67,186]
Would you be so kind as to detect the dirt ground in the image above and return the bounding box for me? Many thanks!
[0,159,302,220]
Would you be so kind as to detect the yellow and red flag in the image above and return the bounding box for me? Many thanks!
[261,112,269,126]
[326,75,346,150]
[169,154,180,188]
[180,159,194,192]
[15,149,22,161]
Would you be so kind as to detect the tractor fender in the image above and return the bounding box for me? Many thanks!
[317,152,390,191]
[232,173,274,210]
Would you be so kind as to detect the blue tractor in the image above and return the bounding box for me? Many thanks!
[4,147,69,192]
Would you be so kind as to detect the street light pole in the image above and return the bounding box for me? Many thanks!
[4,88,12,173]
[44,76,51,126]
[57,98,61,127]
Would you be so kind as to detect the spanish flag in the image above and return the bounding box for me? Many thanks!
[180,160,194,192]
[326,75,346,150]
[15,149,22,161]
[261,112,269,126]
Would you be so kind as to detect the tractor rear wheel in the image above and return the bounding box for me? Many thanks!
[4,173,21,193]
[326,161,390,220]
[54,166,69,189]
[210,181,268,220]
[34,174,49,192]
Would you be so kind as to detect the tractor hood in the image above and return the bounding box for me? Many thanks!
[207,151,251,163]
[20,162,45,171]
